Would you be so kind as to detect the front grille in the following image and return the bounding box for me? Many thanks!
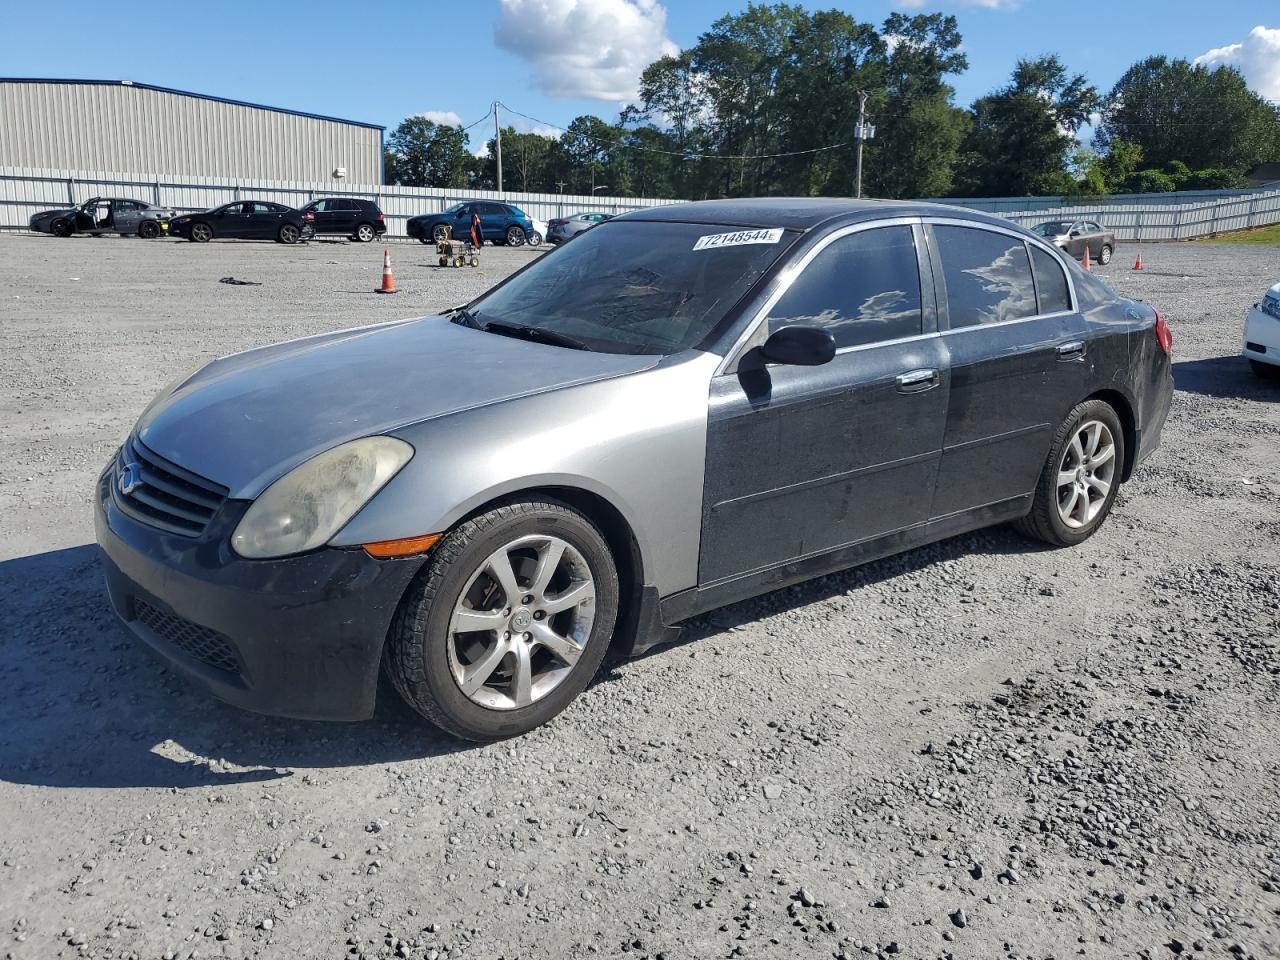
[113,438,228,538]
[134,599,240,674]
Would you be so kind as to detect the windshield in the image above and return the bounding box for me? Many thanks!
[1033,221,1072,237]
[466,220,794,355]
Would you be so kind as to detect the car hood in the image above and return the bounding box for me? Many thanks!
[32,208,73,220]
[135,316,664,498]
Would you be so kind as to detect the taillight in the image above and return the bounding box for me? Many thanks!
[1154,311,1173,355]
[303,211,315,221]
[377,212,384,221]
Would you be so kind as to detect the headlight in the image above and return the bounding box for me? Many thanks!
[231,437,413,559]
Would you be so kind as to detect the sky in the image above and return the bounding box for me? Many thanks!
[1,0,1277,151]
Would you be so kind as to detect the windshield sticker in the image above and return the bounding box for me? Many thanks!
[692,228,784,251]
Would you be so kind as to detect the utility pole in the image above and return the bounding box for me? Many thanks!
[853,90,874,199]
[494,102,504,196]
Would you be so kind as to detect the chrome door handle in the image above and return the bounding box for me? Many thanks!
[896,368,938,393]
[1056,340,1086,360]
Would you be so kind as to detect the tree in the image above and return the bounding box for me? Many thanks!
[385,116,471,188]
[1097,57,1280,174]
[866,13,969,199]
[955,56,1099,196]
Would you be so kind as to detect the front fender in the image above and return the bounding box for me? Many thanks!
[331,351,720,597]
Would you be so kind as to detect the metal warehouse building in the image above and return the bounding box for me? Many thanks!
[0,78,384,183]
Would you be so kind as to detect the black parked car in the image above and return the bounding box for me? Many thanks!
[406,201,535,245]
[299,197,387,242]
[29,197,176,238]
[168,201,314,244]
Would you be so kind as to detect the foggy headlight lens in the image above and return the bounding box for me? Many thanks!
[231,437,413,559]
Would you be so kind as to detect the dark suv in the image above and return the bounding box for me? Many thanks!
[407,201,535,246]
[299,197,387,242]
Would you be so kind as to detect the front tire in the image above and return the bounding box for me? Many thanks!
[1014,400,1125,547]
[432,224,452,242]
[386,499,619,741]
[189,222,213,242]
[51,218,73,238]
[1098,244,1113,265]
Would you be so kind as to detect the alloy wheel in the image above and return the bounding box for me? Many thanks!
[447,534,595,711]
[280,224,299,244]
[191,223,212,242]
[356,224,375,242]
[1056,419,1116,529]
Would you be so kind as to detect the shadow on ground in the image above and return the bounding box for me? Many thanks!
[2,523,1044,790]
[0,545,472,791]
[1174,355,1280,400]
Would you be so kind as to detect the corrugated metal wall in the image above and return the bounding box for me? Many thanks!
[0,165,674,236]
[0,81,381,183]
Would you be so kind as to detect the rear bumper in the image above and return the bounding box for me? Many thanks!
[94,464,425,721]
[1244,305,1280,366]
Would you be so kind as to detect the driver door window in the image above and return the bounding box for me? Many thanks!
[765,225,923,349]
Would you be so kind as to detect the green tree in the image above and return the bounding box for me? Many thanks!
[867,13,969,198]
[385,116,471,188]
[1097,57,1280,174]
[955,55,1099,196]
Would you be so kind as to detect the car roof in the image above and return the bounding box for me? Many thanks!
[615,197,1021,233]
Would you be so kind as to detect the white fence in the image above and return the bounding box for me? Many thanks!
[926,185,1280,242]
[0,165,671,238]
[3,165,1280,242]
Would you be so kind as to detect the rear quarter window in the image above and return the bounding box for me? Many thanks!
[1029,245,1072,315]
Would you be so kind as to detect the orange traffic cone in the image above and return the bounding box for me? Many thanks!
[376,247,397,294]
[1133,252,1144,270]
[1082,245,1091,271]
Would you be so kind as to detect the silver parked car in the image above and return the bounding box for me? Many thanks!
[96,198,1173,740]
[546,211,613,243]
[28,197,176,238]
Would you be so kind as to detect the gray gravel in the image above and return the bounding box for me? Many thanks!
[1,233,1278,959]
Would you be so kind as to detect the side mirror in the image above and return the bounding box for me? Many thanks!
[761,326,836,366]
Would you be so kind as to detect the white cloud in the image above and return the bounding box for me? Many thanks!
[412,110,465,127]
[1194,26,1280,100]
[495,0,679,102]
[897,0,1019,8]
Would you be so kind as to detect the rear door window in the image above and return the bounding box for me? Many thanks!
[766,225,923,349]
[933,225,1038,329]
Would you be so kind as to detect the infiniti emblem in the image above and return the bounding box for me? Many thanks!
[118,461,143,497]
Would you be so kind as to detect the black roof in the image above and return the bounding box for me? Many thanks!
[619,197,1011,232]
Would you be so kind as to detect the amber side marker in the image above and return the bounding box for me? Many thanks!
[363,532,443,558]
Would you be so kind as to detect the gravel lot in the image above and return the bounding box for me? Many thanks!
[1,232,1278,960]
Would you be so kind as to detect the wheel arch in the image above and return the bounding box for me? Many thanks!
[1085,387,1137,481]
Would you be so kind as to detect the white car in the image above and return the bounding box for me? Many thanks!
[527,217,547,247]
[1244,281,1280,378]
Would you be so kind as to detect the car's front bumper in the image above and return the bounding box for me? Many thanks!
[94,463,426,721]
[1244,302,1280,367]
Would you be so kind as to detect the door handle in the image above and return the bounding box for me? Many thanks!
[896,368,938,393]
[1056,340,1086,361]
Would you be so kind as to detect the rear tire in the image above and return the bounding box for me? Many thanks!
[386,498,619,741]
[138,220,160,239]
[354,223,376,242]
[51,218,73,238]
[1250,359,1280,380]
[1014,399,1125,547]
[505,225,526,247]
[527,232,543,247]
[1098,244,1113,265]
[278,224,300,244]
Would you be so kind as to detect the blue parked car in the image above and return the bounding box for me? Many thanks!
[407,201,535,246]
